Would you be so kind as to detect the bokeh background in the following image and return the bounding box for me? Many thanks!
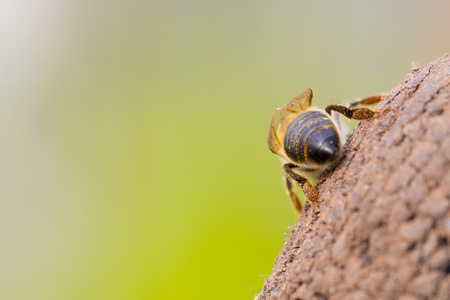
[1,1,449,299]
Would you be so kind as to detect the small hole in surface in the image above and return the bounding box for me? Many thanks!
[438,236,448,247]
[429,108,444,116]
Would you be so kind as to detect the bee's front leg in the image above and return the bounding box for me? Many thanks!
[325,94,384,121]
[325,104,380,121]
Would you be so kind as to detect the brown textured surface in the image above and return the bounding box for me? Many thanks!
[256,54,450,300]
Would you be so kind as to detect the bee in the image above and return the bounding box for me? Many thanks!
[268,89,383,214]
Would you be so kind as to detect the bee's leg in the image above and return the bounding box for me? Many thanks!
[345,94,384,108]
[325,94,384,121]
[284,175,303,214]
[283,164,319,214]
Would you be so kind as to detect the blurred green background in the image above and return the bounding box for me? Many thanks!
[1,1,449,299]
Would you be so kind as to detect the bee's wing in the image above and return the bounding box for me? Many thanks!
[268,89,313,154]
[268,109,282,154]
[280,88,313,118]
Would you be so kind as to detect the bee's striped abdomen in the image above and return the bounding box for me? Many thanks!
[284,111,340,165]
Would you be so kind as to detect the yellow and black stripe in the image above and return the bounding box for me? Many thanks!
[284,111,340,165]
